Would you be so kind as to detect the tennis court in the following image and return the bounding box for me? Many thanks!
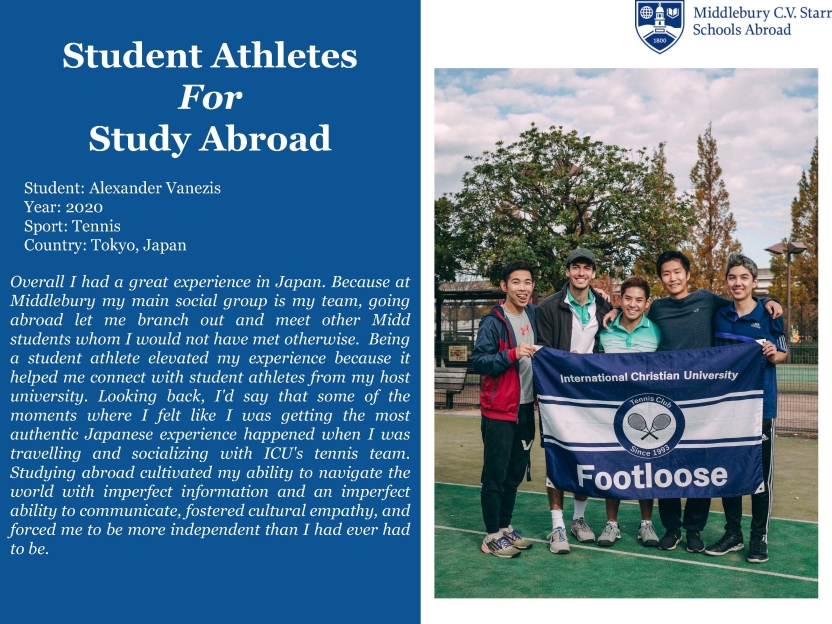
[434,414,818,599]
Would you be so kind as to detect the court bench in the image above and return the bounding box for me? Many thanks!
[434,367,468,409]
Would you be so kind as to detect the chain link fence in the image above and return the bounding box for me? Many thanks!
[435,297,818,436]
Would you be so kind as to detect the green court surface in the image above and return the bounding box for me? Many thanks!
[777,364,818,393]
[434,414,819,599]
[435,484,818,598]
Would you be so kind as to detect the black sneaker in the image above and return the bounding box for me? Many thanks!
[747,537,769,563]
[704,532,744,556]
[686,530,705,553]
[657,529,682,551]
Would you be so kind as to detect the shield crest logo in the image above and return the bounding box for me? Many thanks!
[636,1,685,54]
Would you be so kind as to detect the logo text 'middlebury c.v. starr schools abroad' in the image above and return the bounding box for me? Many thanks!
[636,1,685,53]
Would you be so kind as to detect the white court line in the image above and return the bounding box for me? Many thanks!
[434,481,819,525]
[435,525,818,583]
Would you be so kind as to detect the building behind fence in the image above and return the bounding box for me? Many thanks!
[435,291,818,435]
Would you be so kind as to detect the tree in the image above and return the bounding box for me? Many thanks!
[633,142,693,295]
[434,197,462,288]
[447,124,693,291]
[684,123,742,295]
[768,138,818,305]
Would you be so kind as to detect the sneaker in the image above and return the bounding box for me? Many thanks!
[481,534,521,558]
[704,532,744,556]
[548,527,570,554]
[686,530,705,553]
[747,537,769,563]
[597,522,620,547]
[638,522,660,547]
[657,529,682,551]
[571,517,596,543]
[501,525,533,550]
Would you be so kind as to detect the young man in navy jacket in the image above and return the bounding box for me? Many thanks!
[705,253,787,563]
[472,260,537,558]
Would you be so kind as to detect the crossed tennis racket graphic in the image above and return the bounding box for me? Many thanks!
[627,412,672,440]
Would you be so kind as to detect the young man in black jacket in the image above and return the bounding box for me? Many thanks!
[535,248,613,553]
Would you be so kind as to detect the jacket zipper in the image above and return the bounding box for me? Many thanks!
[495,306,520,421]
[488,377,499,405]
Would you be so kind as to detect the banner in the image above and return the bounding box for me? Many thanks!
[533,343,765,499]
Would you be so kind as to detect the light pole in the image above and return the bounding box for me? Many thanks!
[765,241,806,362]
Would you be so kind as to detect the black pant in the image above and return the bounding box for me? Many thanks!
[722,418,775,540]
[480,404,535,534]
[658,497,711,532]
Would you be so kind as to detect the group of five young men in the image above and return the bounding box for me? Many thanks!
[472,249,786,563]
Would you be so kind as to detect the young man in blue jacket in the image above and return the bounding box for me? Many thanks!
[472,260,537,558]
[705,253,787,563]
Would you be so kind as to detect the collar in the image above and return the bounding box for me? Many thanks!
[501,304,527,318]
[566,287,594,307]
[610,312,650,333]
[720,298,764,322]
[567,288,594,326]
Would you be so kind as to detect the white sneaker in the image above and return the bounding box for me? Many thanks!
[481,534,521,558]
[571,517,596,543]
[597,521,621,547]
[501,525,533,550]
[638,522,660,547]
[548,527,570,554]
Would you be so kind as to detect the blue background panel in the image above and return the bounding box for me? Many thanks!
[3,2,420,622]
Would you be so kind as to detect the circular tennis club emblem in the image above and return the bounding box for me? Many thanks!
[613,393,685,458]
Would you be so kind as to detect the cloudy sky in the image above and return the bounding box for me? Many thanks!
[435,68,817,268]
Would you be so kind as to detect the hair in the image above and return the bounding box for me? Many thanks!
[502,260,534,283]
[725,252,758,279]
[620,276,650,300]
[655,250,691,276]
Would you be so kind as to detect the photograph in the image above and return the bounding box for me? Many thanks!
[433,68,818,598]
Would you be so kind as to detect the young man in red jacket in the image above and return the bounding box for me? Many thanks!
[472,260,537,558]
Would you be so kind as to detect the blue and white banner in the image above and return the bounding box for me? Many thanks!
[533,343,765,499]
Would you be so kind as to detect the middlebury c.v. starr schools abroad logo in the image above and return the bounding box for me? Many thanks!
[636,1,684,54]
[613,393,686,458]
